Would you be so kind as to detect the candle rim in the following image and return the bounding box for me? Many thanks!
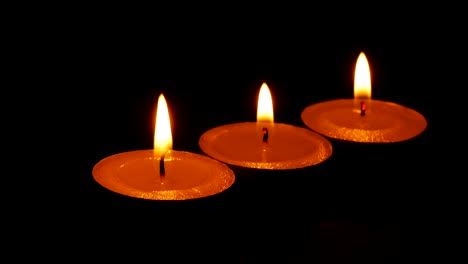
[199,122,333,170]
[300,98,427,143]
[92,149,235,200]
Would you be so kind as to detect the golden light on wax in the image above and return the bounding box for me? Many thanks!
[199,81,333,169]
[93,92,236,200]
[354,52,371,100]
[301,50,427,143]
[154,94,173,156]
[256,82,274,123]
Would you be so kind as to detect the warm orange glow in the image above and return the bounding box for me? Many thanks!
[354,52,371,100]
[154,94,172,155]
[257,82,274,123]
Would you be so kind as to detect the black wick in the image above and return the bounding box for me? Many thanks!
[262,127,269,143]
[360,101,366,116]
[159,152,166,179]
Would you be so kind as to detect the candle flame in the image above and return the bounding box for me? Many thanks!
[154,94,173,155]
[257,82,274,123]
[354,52,371,100]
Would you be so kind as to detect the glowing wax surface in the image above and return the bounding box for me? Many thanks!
[199,122,332,169]
[301,99,427,143]
[92,150,235,200]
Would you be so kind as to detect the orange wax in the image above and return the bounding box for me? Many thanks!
[301,99,427,143]
[199,122,332,169]
[92,150,235,200]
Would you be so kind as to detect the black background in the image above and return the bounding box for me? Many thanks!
[25,7,454,263]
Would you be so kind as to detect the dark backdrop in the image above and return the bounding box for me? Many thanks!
[29,9,451,263]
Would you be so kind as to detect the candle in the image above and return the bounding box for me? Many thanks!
[301,52,427,143]
[199,83,333,169]
[92,94,235,200]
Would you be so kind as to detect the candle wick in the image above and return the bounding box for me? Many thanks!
[262,127,269,143]
[159,152,166,179]
[360,101,366,116]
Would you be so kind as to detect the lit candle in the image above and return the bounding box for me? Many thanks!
[301,52,427,143]
[199,83,333,169]
[92,94,235,200]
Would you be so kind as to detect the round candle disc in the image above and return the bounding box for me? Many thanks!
[199,122,333,169]
[92,150,235,200]
[301,99,427,143]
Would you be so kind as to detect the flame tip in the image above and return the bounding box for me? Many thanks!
[257,82,274,123]
[354,52,372,100]
[154,94,173,154]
